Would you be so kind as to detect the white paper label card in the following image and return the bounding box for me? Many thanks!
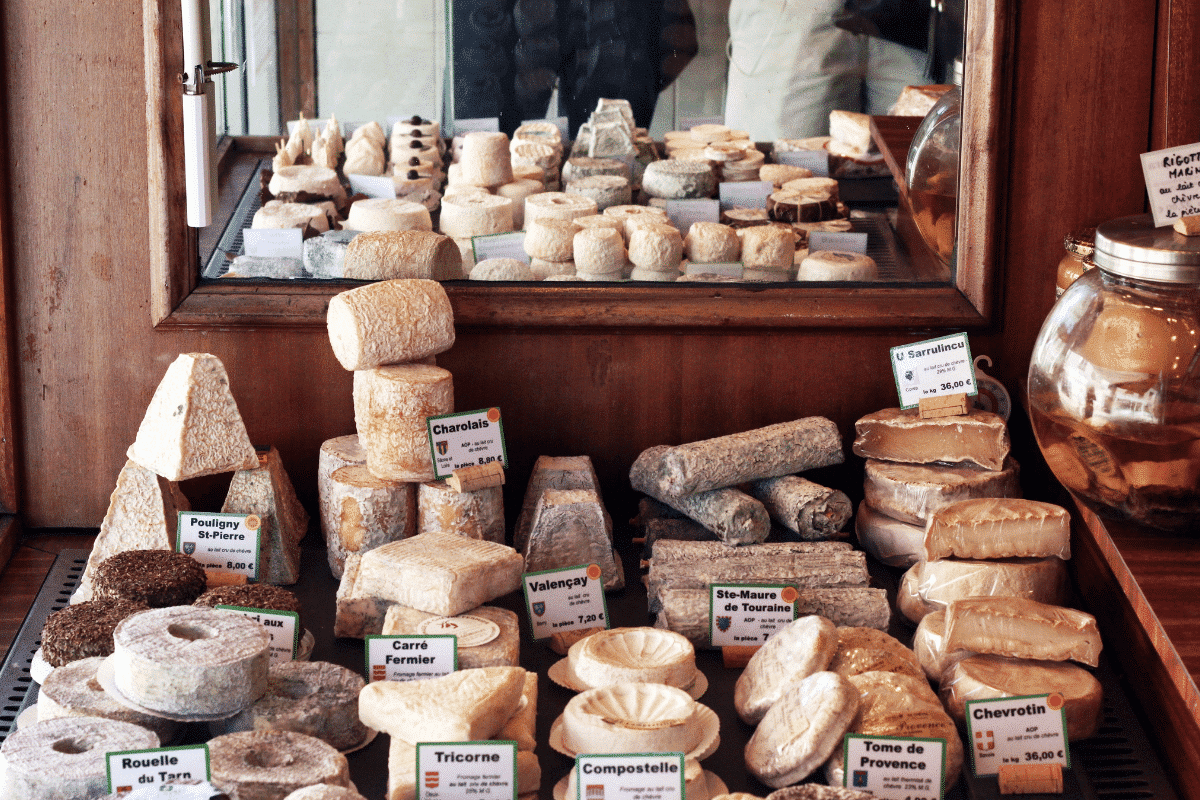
[709,584,798,647]
[1141,142,1200,226]
[523,563,609,640]
[966,694,1070,777]
[776,149,830,176]
[243,228,303,259]
[417,741,517,800]
[176,512,261,580]
[843,735,946,800]
[427,407,508,480]
[347,173,397,199]
[366,635,457,682]
[890,332,977,409]
[685,261,743,277]
[719,181,773,210]
[682,115,724,130]
[574,753,685,800]
[454,117,501,135]
[216,605,299,664]
[808,231,869,254]
[665,199,720,232]
[472,232,530,264]
[107,744,210,793]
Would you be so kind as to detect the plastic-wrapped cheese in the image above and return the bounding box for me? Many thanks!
[326,279,455,371]
[734,615,838,725]
[897,556,1069,624]
[863,457,1021,526]
[943,597,1102,667]
[940,653,1103,740]
[854,501,925,568]
[353,364,453,482]
[912,609,974,682]
[853,407,1011,471]
[923,498,1071,561]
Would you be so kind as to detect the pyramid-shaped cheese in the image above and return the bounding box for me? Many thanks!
[523,489,623,590]
[127,353,259,481]
[359,666,526,741]
[72,459,190,602]
[222,446,310,585]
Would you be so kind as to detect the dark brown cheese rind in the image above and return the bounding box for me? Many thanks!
[92,549,208,607]
[41,598,149,667]
[195,584,304,631]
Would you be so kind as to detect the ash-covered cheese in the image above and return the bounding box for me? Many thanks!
[897,556,1069,624]
[943,597,1102,666]
[326,279,455,371]
[924,498,1071,561]
[863,457,1021,526]
[354,532,524,617]
[126,353,260,482]
[514,455,604,551]
[853,407,1011,471]
[522,488,624,591]
[381,604,520,668]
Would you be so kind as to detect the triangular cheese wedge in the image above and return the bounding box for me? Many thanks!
[359,666,526,742]
[222,446,309,585]
[127,353,259,481]
[72,459,190,602]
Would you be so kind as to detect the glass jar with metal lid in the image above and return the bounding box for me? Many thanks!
[1055,226,1096,297]
[1028,213,1200,532]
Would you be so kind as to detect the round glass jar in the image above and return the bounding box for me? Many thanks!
[1028,214,1200,532]
[905,85,960,268]
[1055,226,1096,298]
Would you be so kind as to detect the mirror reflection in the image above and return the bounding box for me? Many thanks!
[201,0,964,287]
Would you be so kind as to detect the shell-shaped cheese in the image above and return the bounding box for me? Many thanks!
[562,682,702,755]
[735,615,838,725]
[570,626,697,690]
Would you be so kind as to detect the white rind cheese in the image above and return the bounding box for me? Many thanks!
[353,364,454,483]
[0,717,159,800]
[358,666,526,742]
[734,614,838,725]
[222,446,309,585]
[354,532,524,617]
[417,479,505,543]
[560,682,706,755]
[853,407,1011,471]
[568,627,699,692]
[854,501,925,569]
[897,556,1070,624]
[943,597,1103,667]
[323,464,416,579]
[381,604,520,668]
[923,498,1071,561]
[863,457,1021,526]
[326,279,455,372]
[498,671,539,751]
[911,609,974,682]
[126,352,260,482]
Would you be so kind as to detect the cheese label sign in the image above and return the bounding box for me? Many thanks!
[808,231,869,255]
[775,149,830,176]
[242,228,303,259]
[665,199,720,232]
[709,583,798,647]
[176,512,261,580]
[1140,141,1200,226]
[965,694,1070,777]
[573,753,685,800]
[719,181,773,211]
[523,563,609,640]
[347,173,397,198]
[453,117,501,135]
[216,606,299,665]
[890,332,977,409]
[417,741,517,800]
[106,744,210,793]
[843,734,946,800]
[365,635,457,683]
[471,232,530,265]
[427,408,508,480]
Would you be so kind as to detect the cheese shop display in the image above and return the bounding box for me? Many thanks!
[1028,213,1200,532]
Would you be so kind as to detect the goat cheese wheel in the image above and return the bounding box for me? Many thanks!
[574,226,627,274]
[524,192,598,227]
[438,193,514,238]
[561,156,630,183]
[37,656,182,742]
[208,730,353,797]
[459,131,513,187]
[269,164,346,200]
[782,176,840,200]
[529,258,576,279]
[628,222,684,270]
[353,364,453,483]
[524,218,581,261]
[689,123,732,143]
[797,250,878,281]
[685,222,741,263]
[642,159,717,199]
[344,198,432,232]
[1,717,158,800]
[739,225,795,270]
[565,174,631,210]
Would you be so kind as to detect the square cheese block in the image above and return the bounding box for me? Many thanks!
[853,407,1010,471]
[334,552,396,639]
[943,597,1102,667]
[359,665,526,741]
[355,532,524,616]
[923,498,1071,561]
[381,604,520,669]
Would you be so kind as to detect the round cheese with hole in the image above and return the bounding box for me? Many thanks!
[1,717,159,799]
[524,192,597,227]
[438,193,514,238]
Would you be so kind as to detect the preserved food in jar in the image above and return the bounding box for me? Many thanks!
[1056,227,1096,297]
[1028,215,1200,532]
[906,86,960,268]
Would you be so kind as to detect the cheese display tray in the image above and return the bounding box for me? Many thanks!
[0,540,1180,800]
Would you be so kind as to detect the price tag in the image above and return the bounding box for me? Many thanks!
[243,228,303,259]
[472,232,530,264]
[664,199,720,232]
[718,181,773,211]
[216,605,299,665]
[1140,141,1200,226]
[454,118,501,135]
[709,584,798,647]
[685,262,743,278]
[427,407,508,480]
[808,231,869,255]
[106,744,210,793]
[890,332,977,409]
[843,735,946,800]
[573,753,685,800]
[523,563,609,640]
[681,115,724,130]
[347,173,397,198]
[775,149,830,176]
[417,741,517,800]
[366,635,457,682]
[176,512,261,580]
[966,694,1070,777]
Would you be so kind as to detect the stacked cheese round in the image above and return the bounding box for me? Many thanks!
[321,463,416,579]
[353,363,454,482]
[458,131,513,187]
[438,193,514,238]
[573,226,626,276]
[37,656,182,741]
[344,198,431,233]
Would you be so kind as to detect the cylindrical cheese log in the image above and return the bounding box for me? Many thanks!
[684,222,740,263]
[565,174,631,210]
[642,159,717,199]
[494,178,543,228]
[863,457,1021,526]
[740,225,795,270]
[561,156,630,184]
[854,501,926,569]
[344,197,432,233]
[633,416,844,498]
[438,192,514,238]
[797,250,878,281]
[897,556,1070,624]
[0,717,159,800]
[322,464,416,578]
[469,257,535,281]
[418,480,505,543]
[112,605,271,715]
[319,434,366,516]
[209,730,353,797]
[353,364,454,482]
[37,656,182,741]
[524,218,581,261]
[459,131,513,187]
[252,201,330,232]
[746,475,852,540]
[341,230,461,281]
[510,141,560,173]
[573,226,626,274]
[524,192,598,228]
[326,279,455,371]
[628,223,684,271]
[269,164,346,200]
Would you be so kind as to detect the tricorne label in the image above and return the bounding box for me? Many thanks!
[890,332,977,409]
[523,563,609,640]
[106,744,210,794]
[966,694,1070,777]
[215,605,298,665]
[709,583,798,647]
[417,614,501,647]
[416,741,517,800]
[842,734,946,800]
[366,635,457,683]
[176,512,261,580]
